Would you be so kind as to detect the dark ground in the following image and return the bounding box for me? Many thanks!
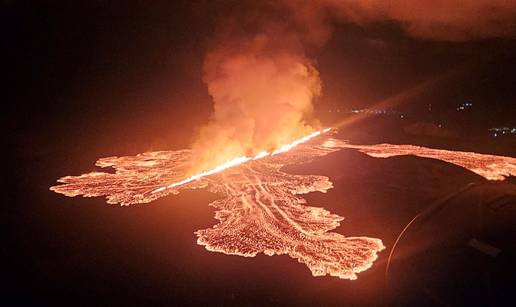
[3,1,516,306]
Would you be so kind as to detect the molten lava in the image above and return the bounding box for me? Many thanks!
[152,128,331,193]
[344,143,516,181]
[50,130,516,280]
[51,130,384,280]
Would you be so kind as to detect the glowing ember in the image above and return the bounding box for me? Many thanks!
[344,143,516,181]
[50,131,385,280]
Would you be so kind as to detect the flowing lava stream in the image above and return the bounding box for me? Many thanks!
[50,129,516,280]
[342,143,516,181]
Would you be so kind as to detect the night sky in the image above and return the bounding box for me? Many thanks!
[4,1,516,306]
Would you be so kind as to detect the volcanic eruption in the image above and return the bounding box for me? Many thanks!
[51,130,387,280]
[50,0,516,280]
[50,127,516,280]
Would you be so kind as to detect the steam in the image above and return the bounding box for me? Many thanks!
[190,0,516,173]
[190,14,322,172]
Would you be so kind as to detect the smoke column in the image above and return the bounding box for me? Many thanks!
[188,2,329,174]
[190,0,516,173]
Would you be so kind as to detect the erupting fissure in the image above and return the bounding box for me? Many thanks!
[153,128,331,193]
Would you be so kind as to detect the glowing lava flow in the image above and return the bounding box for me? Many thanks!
[50,130,385,280]
[49,129,516,280]
[343,143,516,181]
[153,128,331,193]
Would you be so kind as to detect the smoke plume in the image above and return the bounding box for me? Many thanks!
[322,0,516,41]
[190,0,516,173]
[190,5,323,173]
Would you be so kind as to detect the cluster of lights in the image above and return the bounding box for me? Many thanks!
[348,108,404,118]
[456,102,473,111]
[352,108,384,114]
[489,127,516,137]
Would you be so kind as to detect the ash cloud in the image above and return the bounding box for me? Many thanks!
[190,0,516,172]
